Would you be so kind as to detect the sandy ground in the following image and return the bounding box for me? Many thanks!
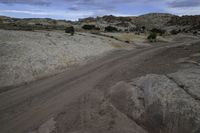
[0,34,199,133]
[0,30,135,88]
[101,32,171,46]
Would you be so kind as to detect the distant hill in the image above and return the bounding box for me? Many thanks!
[133,13,176,29]
[0,13,200,33]
[0,16,72,31]
[79,13,200,33]
[79,13,175,30]
[167,15,200,30]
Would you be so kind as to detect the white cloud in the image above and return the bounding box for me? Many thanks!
[0,9,94,20]
[164,6,200,16]
[0,0,200,20]
[0,10,49,15]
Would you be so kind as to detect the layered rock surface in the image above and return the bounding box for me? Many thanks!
[43,66,200,133]
[109,66,200,133]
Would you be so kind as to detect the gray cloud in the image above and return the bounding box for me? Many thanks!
[67,0,116,11]
[0,0,144,7]
[169,0,200,8]
[0,0,51,5]
[2,0,199,13]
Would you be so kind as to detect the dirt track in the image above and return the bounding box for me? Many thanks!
[0,36,200,133]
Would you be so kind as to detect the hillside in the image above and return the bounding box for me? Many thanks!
[79,13,176,31]
[167,15,200,31]
[77,13,200,32]
[133,13,176,29]
[0,16,72,30]
[1,13,200,33]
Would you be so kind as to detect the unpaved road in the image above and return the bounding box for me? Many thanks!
[0,36,200,133]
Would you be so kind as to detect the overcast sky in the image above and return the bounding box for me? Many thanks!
[0,0,199,20]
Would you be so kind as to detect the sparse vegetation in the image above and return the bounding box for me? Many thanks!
[82,24,96,30]
[102,33,147,42]
[105,26,118,32]
[147,32,157,42]
[170,29,181,35]
[95,27,100,30]
[65,26,75,36]
[151,28,166,36]
[141,26,146,31]
[193,31,198,35]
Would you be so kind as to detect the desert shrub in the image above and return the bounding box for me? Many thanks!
[182,28,187,32]
[147,32,157,42]
[82,24,96,30]
[95,27,100,30]
[110,36,114,38]
[65,26,75,36]
[193,31,198,35]
[35,23,43,26]
[151,28,166,36]
[105,26,118,32]
[170,29,180,35]
[52,20,57,25]
[142,26,146,31]
[129,27,136,32]
[135,32,140,35]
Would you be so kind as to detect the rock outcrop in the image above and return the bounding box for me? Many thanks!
[109,66,200,133]
[52,66,200,133]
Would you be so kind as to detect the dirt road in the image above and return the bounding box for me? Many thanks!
[0,37,200,133]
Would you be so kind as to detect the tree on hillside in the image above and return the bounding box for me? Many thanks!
[147,32,157,42]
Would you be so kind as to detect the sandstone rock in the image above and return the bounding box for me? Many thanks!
[109,67,200,133]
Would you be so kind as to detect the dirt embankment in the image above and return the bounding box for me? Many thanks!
[0,30,135,89]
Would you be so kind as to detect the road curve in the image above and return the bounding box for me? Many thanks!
[0,41,195,133]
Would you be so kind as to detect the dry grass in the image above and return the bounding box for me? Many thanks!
[103,33,147,42]
[103,32,169,43]
[110,43,122,48]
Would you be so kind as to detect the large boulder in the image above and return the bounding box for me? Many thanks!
[109,67,200,133]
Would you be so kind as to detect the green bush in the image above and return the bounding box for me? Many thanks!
[151,28,166,36]
[193,31,198,35]
[82,24,96,30]
[147,32,157,42]
[65,26,75,36]
[94,27,100,30]
[170,29,180,35]
[105,26,118,32]
[142,26,146,31]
